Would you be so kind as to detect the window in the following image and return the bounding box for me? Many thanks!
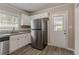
[0,12,19,32]
[53,16,64,31]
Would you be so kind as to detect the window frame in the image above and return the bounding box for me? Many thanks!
[53,15,64,32]
[0,10,20,32]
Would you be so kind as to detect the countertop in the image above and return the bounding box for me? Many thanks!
[0,30,30,38]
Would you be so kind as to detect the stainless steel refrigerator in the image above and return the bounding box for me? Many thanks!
[31,18,48,50]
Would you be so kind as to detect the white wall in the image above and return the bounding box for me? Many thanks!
[75,4,79,55]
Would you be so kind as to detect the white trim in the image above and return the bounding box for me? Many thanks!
[66,48,74,52]
[74,49,79,55]
[48,43,74,52]
[76,3,79,8]
[50,11,68,49]
[48,43,53,46]
[0,10,19,17]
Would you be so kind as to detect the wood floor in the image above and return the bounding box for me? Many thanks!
[10,45,74,55]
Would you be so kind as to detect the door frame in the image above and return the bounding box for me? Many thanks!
[49,11,68,49]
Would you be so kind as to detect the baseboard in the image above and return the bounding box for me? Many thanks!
[74,49,79,55]
[48,43,74,52]
[66,48,74,52]
[48,43,53,46]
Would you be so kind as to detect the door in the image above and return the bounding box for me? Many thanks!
[51,11,68,48]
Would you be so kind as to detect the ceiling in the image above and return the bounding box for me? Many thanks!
[9,3,64,12]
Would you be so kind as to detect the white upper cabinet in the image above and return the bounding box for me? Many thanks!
[31,12,48,20]
[21,14,30,25]
[21,13,48,25]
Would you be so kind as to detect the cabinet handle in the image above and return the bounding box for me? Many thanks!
[17,39,20,40]
[25,36,27,38]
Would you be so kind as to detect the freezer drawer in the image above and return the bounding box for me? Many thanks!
[31,30,44,49]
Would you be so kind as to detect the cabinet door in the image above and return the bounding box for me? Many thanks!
[23,33,31,45]
[10,36,19,53]
[40,12,48,18]
[27,33,31,44]
[10,34,25,53]
[31,12,48,20]
[23,33,28,45]
[17,34,26,47]
[10,33,31,53]
[21,14,30,25]
[31,14,41,20]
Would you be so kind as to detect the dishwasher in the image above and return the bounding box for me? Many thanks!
[0,36,9,55]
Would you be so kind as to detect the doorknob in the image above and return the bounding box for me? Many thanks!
[64,33,67,34]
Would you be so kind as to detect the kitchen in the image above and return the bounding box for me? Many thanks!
[0,3,78,55]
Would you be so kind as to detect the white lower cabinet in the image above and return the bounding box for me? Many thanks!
[23,34,28,45]
[9,33,31,53]
[9,35,20,53]
[24,33,31,45]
